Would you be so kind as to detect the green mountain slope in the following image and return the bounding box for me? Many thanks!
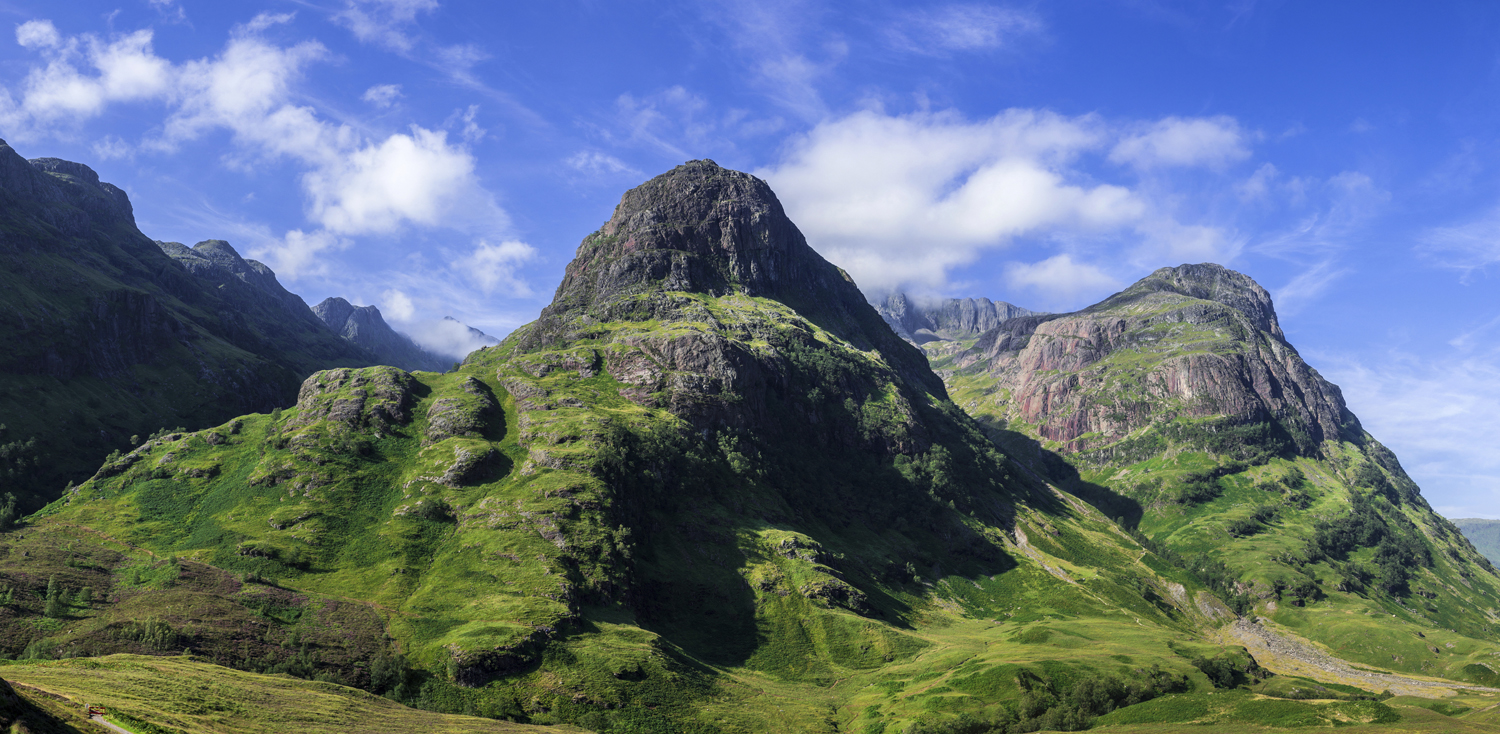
[11,164,1500,733]
[0,143,372,511]
[0,655,573,734]
[1454,519,1500,564]
[930,263,1500,681]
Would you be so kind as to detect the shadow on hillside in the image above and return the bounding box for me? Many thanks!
[975,417,1144,530]
[626,428,1026,670]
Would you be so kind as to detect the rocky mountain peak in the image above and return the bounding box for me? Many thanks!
[1094,262,1284,341]
[0,142,136,234]
[878,292,1039,344]
[26,155,134,224]
[952,263,1351,456]
[313,297,451,373]
[542,159,832,317]
[516,160,947,420]
[600,158,797,291]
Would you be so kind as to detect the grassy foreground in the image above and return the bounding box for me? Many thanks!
[0,654,579,734]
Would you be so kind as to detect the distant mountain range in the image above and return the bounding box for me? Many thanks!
[1455,519,1500,564]
[312,297,455,373]
[876,292,1040,344]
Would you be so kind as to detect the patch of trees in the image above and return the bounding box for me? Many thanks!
[1163,419,1293,466]
[1171,461,1247,505]
[906,667,1191,734]
[1226,505,1278,538]
[1303,492,1432,597]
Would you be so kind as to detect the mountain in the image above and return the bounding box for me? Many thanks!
[928,262,1500,676]
[155,239,377,371]
[313,297,453,373]
[876,292,1040,345]
[0,141,373,512]
[1455,519,1500,564]
[12,163,1500,733]
[445,315,501,346]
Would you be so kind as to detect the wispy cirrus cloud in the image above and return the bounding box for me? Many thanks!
[1320,345,1500,519]
[1420,207,1500,283]
[887,4,1044,54]
[333,0,438,52]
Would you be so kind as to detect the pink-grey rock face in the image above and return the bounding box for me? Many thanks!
[957,263,1356,456]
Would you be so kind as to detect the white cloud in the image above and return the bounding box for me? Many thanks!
[1272,259,1349,316]
[701,0,840,121]
[447,104,484,144]
[241,11,296,35]
[382,288,416,321]
[1004,254,1120,305]
[334,0,439,52]
[92,134,132,160]
[890,4,1044,53]
[362,83,403,107]
[1245,171,1386,314]
[2,25,175,127]
[402,317,500,360]
[15,20,60,49]
[1238,162,1278,201]
[758,109,1156,292]
[1110,116,1251,169]
[303,127,479,235]
[459,240,536,296]
[148,0,188,23]
[252,228,350,279]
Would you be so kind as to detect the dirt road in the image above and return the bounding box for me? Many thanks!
[1222,618,1500,698]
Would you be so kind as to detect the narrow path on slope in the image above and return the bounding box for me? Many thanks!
[91,714,135,734]
[1222,618,1500,698]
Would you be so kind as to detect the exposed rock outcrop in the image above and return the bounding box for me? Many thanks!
[511,159,945,436]
[290,366,417,434]
[951,263,1356,456]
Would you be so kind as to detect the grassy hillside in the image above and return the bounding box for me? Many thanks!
[22,292,1498,732]
[18,292,1249,732]
[1454,519,1500,565]
[0,655,575,734]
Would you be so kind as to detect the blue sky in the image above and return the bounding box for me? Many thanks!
[1,0,1499,519]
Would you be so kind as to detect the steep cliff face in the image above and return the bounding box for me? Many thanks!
[954,264,1352,456]
[0,140,371,509]
[312,297,451,372]
[877,292,1039,345]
